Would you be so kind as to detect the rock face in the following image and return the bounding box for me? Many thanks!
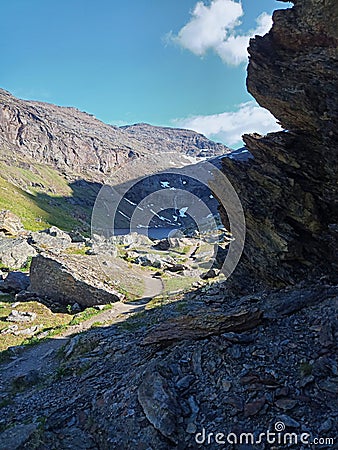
[218,0,338,286]
[29,254,123,306]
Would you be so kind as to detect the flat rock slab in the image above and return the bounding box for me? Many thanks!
[143,308,263,345]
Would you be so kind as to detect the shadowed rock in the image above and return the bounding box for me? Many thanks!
[2,271,30,293]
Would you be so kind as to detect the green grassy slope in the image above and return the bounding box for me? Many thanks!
[0,157,92,232]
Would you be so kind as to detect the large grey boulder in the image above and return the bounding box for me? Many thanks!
[29,226,72,251]
[28,254,123,307]
[0,238,37,269]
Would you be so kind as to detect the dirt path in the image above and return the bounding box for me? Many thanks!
[0,274,163,391]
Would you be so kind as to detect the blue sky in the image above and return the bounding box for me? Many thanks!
[1,0,291,147]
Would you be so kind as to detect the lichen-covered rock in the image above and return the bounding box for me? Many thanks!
[28,254,123,307]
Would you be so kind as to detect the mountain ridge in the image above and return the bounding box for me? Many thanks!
[0,88,230,182]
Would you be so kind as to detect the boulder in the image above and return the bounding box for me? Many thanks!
[153,239,170,251]
[28,254,123,307]
[0,210,23,236]
[0,238,37,269]
[165,263,187,273]
[2,272,30,293]
[143,308,263,345]
[135,254,163,269]
[29,226,72,251]
[88,235,117,257]
[69,231,86,243]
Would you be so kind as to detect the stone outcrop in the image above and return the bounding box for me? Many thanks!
[218,0,338,287]
[28,254,123,306]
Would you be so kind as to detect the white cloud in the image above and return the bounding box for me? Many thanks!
[171,0,243,56]
[174,101,282,147]
[170,0,272,65]
[216,13,272,65]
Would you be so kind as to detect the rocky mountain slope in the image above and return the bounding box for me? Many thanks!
[0,89,229,181]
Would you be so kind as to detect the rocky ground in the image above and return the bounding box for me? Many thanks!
[0,213,337,449]
[0,280,336,449]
